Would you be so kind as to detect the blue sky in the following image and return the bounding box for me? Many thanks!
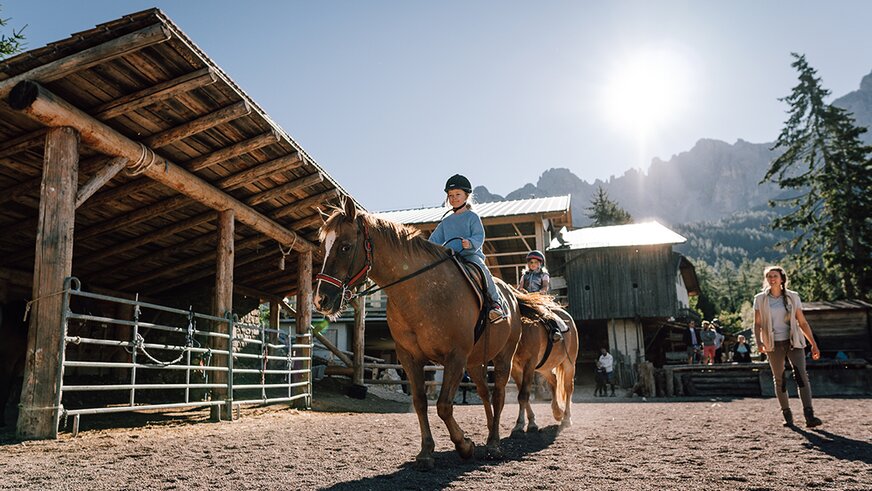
[4,1,872,211]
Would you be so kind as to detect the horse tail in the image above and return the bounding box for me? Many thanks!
[554,361,567,413]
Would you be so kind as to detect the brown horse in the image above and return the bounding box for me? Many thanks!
[313,200,522,469]
[511,301,578,434]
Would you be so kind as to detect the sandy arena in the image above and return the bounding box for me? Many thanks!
[0,382,870,491]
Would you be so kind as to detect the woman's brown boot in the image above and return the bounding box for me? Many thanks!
[804,408,822,428]
[781,408,794,427]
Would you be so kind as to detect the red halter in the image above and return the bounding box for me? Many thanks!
[315,217,373,301]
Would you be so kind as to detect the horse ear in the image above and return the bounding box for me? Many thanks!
[343,198,357,221]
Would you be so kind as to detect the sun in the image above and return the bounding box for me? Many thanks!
[600,48,693,136]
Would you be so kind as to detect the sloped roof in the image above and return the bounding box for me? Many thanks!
[802,300,872,312]
[548,221,686,251]
[376,195,571,225]
[0,9,353,299]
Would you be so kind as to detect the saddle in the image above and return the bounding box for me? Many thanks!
[449,255,493,345]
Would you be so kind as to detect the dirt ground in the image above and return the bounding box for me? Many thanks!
[0,380,870,491]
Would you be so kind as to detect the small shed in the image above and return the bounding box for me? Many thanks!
[547,221,700,383]
[802,300,872,360]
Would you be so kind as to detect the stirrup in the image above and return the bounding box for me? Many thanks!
[488,305,506,323]
[550,330,563,343]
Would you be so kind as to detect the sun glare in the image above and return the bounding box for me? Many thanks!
[601,48,693,135]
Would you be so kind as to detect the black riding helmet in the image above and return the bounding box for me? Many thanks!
[444,174,473,193]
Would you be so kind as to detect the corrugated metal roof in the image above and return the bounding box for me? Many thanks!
[376,195,571,224]
[548,221,686,250]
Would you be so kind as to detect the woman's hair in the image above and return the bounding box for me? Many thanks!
[737,334,746,342]
[763,265,791,320]
[762,265,788,290]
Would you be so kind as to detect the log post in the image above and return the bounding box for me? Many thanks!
[17,127,79,439]
[294,250,313,407]
[352,297,366,386]
[211,209,234,421]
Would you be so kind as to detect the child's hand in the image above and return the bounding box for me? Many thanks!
[461,239,471,249]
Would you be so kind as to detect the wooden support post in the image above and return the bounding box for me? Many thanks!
[211,209,234,421]
[352,297,366,386]
[294,250,313,407]
[269,300,280,345]
[17,127,79,440]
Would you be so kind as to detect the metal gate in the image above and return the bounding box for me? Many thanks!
[54,278,312,435]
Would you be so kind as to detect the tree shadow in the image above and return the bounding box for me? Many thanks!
[319,425,562,490]
[788,426,872,465]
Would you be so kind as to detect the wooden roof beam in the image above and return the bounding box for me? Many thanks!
[143,101,250,148]
[139,246,274,296]
[9,81,315,253]
[0,24,172,99]
[91,67,218,119]
[0,128,47,159]
[246,172,323,206]
[272,189,340,219]
[185,130,280,172]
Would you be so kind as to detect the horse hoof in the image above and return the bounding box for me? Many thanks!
[414,456,435,471]
[457,437,475,460]
[510,427,524,438]
[557,420,572,434]
[485,445,504,460]
[526,424,539,434]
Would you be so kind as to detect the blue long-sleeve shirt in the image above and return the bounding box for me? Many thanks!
[428,209,486,261]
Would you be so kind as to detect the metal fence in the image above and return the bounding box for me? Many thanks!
[55,278,312,435]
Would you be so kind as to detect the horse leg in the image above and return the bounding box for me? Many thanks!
[558,360,575,432]
[512,362,538,434]
[542,369,564,422]
[395,347,435,470]
[436,357,475,460]
[509,361,527,435]
[485,352,513,459]
[467,365,494,431]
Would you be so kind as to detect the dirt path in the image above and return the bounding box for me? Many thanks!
[0,387,869,490]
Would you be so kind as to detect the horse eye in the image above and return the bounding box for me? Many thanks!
[340,244,352,253]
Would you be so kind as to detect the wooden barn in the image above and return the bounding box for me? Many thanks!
[802,300,872,360]
[0,9,354,438]
[547,221,700,385]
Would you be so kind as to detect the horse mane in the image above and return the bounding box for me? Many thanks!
[512,287,563,320]
[320,206,448,261]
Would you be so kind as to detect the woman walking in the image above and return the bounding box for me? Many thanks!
[753,266,822,427]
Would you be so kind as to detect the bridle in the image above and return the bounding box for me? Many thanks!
[314,215,457,305]
[314,216,373,302]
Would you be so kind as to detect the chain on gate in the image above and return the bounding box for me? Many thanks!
[127,304,202,368]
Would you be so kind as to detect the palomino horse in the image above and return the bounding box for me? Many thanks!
[313,200,522,469]
[511,301,578,434]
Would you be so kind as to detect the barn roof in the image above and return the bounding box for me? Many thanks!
[802,300,872,312]
[548,221,686,251]
[376,195,572,225]
[0,9,353,300]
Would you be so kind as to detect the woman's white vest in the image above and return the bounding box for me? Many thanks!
[754,288,806,349]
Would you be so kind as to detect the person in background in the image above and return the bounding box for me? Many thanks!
[598,347,616,397]
[732,334,752,363]
[683,320,701,365]
[753,265,822,428]
[712,318,725,363]
[700,320,717,365]
[428,174,506,322]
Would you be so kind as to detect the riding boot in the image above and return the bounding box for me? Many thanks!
[803,407,822,428]
[781,408,794,427]
[609,386,615,397]
[550,327,563,343]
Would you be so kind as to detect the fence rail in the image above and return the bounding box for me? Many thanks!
[54,278,312,435]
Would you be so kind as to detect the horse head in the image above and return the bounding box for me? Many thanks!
[313,199,371,317]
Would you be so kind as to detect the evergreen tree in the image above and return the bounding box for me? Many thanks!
[585,186,632,227]
[763,54,872,301]
[0,6,25,59]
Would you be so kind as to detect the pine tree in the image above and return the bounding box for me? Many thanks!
[764,54,872,301]
[0,7,26,59]
[585,186,633,227]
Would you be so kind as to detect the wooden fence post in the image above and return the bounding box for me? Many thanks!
[211,209,234,421]
[294,250,313,407]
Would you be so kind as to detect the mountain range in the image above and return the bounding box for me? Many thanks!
[476,69,872,265]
